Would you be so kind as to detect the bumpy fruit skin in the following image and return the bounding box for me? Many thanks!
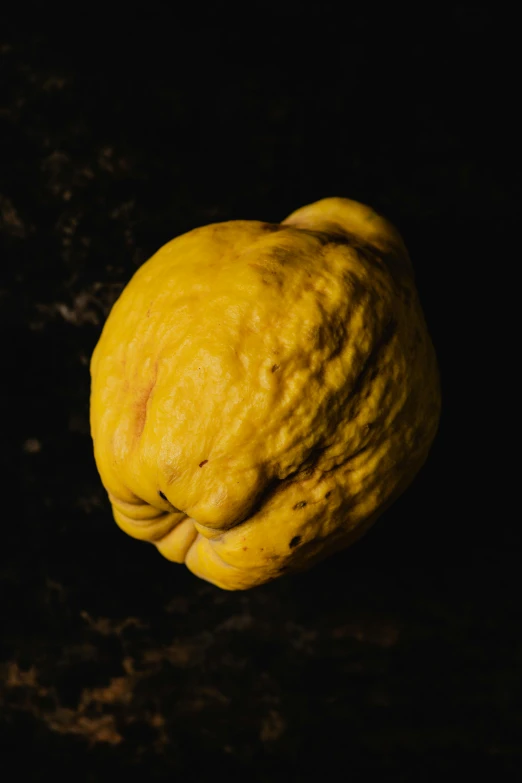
[90,198,440,590]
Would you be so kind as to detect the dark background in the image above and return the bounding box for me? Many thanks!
[1,7,519,781]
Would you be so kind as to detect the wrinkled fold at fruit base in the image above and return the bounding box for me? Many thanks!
[90,198,441,590]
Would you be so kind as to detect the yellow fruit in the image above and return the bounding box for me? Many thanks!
[90,198,440,590]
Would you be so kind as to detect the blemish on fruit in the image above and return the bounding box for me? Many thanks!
[271,364,280,373]
[159,491,167,501]
[324,491,331,499]
[199,460,208,467]
[293,501,307,510]
[289,535,302,548]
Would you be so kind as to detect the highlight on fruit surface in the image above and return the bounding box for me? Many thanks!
[90,198,441,590]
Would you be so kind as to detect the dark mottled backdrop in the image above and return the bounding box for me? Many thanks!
[1,7,519,781]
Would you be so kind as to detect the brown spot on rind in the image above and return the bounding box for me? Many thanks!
[289,536,301,548]
[132,362,158,441]
[271,364,280,373]
[199,460,208,468]
[133,383,154,440]
[324,491,331,499]
[293,501,307,510]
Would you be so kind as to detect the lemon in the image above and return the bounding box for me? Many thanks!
[90,198,440,589]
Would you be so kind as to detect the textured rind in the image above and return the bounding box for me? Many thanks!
[90,198,441,590]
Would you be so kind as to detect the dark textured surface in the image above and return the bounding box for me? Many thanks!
[1,10,520,781]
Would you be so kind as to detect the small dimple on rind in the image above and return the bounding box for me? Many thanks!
[158,490,182,513]
[348,317,398,403]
